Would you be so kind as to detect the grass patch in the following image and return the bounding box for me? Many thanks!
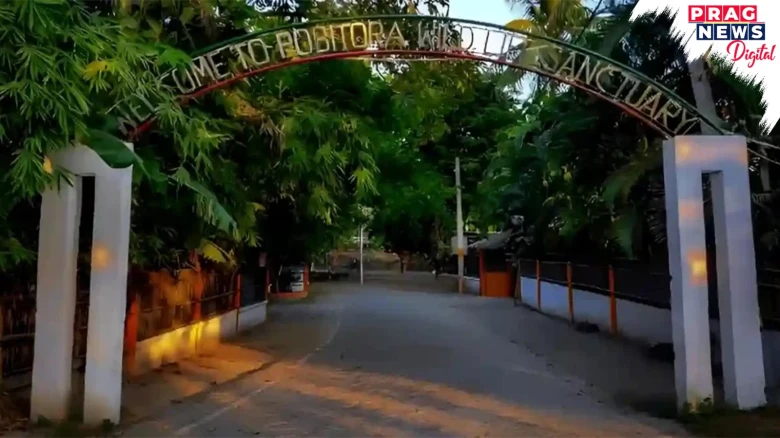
[624,395,780,437]
[0,391,29,433]
[33,416,116,437]
[624,397,679,420]
[680,406,780,437]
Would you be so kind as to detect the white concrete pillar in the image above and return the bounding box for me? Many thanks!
[663,136,714,411]
[83,167,133,425]
[709,143,766,409]
[32,144,134,425]
[31,178,83,421]
[664,135,766,411]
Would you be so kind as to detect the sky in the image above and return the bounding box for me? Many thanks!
[448,0,521,53]
[415,0,520,24]
[445,0,599,51]
[449,0,519,26]
[445,0,530,97]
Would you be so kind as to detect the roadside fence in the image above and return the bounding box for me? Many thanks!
[516,259,669,334]
[130,269,241,344]
[517,258,780,332]
[0,293,89,381]
[1,267,249,382]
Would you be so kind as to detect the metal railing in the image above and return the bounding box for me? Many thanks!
[758,268,780,330]
[538,261,670,309]
[241,272,267,306]
[520,259,674,309]
[135,270,239,342]
[0,268,245,380]
[517,258,780,329]
[0,294,89,379]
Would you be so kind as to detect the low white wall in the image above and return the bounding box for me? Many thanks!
[616,299,672,346]
[763,330,780,387]
[521,277,673,344]
[133,302,268,374]
[237,301,268,333]
[440,274,480,295]
[524,276,780,387]
[464,276,480,295]
[571,287,611,331]
[519,277,669,344]
[539,281,571,321]
[134,309,238,373]
[520,276,536,304]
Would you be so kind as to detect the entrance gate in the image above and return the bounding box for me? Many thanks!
[31,14,767,424]
[118,15,729,139]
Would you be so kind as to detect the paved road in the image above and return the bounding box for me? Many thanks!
[122,274,687,437]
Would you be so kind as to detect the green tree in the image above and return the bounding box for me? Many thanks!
[0,0,229,271]
[369,60,518,259]
[481,0,780,265]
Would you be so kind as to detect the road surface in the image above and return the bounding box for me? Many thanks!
[121,273,687,437]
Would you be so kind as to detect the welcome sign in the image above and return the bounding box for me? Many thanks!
[117,16,711,139]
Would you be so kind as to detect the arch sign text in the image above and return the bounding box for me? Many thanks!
[118,15,715,139]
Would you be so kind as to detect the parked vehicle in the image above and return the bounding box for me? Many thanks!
[309,262,349,281]
[278,264,305,292]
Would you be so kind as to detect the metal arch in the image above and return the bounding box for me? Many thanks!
[134,50,673,139]
[123,14,728,141]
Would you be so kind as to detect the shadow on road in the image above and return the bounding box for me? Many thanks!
[116,276,688,437]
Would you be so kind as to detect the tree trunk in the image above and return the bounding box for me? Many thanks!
[760,145,772,191]
[688,57,771,191]
[688,57,719,135]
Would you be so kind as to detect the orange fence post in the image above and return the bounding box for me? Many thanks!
[517,263,522,303]
[536,260,541,310]
[507,262,512,297]
[0,302,4,382]
[567,262,574,323]
[123,293,139,375]
[304,265,310,293]
[512,262,522,304]
[193,293,202,322]
[265,264,271,297]
[234,273,243,333]
[609,265,617,334]
[478,249,486,296]
[233,274,242,310]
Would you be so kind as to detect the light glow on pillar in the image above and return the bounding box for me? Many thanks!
[679,200,703,220]
[92,245,112,270]
[737,147,750,165]
[678,143,692,161]
[688,252,708,286]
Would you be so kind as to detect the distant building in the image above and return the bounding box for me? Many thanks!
[469,231,515,298]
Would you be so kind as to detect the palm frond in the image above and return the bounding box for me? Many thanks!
[170,167,238,235]
[603,137,661,206]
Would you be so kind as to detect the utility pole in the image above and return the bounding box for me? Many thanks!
[359,225,364,285]
[455,157,464,294]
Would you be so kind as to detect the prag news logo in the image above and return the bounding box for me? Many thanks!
[689,5,776,67]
